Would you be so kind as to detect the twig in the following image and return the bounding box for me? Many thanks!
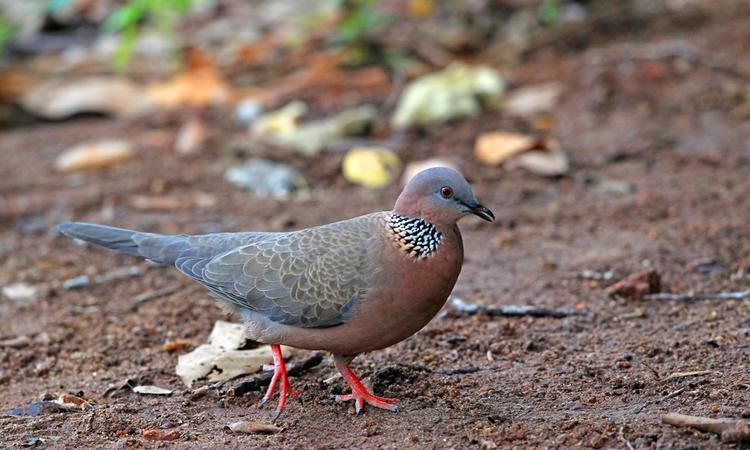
[663,370,713,381]
[130,285,194,309]
[660,387,687,401]
[662,413,750,444]
[433,367,480,376]
[641,362,661,380]
[232,352,324,396]
[618,426,635,450]
[445,297,586,319]
[644,290,750,302]
[62,265,142,290]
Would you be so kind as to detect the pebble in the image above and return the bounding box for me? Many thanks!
[224,159,306,199]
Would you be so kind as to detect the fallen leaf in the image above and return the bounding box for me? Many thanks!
[392,63,504,128]
[476,132,570,177]
[227,421,282,434]
[163,339,191,352]
[55,140,136,172]
[474,131,535,166]
[503,82,563,117]
[132,385,173,395]
[142,428,180,441]
[147,49,234,109]
[268,105,377,155]
[54,393,92,410]
[342,147,401,188]
[20,77,153,119]
[252,101,307,137]
[174,118,208,155]
[507,140,570,177]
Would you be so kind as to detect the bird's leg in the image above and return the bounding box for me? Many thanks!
[260,344,298,419]
[332,355,400,414]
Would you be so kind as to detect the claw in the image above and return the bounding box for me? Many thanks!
[260,344,298,418]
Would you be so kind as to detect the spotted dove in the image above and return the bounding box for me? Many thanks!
[58,167,494,416]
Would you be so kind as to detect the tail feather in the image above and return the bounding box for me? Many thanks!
[58,221,187,265]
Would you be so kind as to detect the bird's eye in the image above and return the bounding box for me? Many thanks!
[440,186,453,198]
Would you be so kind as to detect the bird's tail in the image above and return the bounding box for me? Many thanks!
[58,221,189,265]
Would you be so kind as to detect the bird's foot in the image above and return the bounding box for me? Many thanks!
[333,391,400,414]
[260,344,298,419]
[333,359,400,414]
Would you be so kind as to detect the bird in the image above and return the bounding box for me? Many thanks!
[58,167,494,417]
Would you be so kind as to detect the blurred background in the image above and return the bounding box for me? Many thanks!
[1,0,750,448]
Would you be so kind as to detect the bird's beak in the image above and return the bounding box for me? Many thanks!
[463,199,495,222]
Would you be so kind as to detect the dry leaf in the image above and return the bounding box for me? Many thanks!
[507,140,570,177]
[55,140,136,172]
[132,385,173,395]
[174,118,208,155]
[474,131,534,166]
[163,339,191,353]
[227,421,282,434]
[342,147,401,188]
[503,82,562,117]
[147,49,233,109]
[54,393,92,410]
[21,77,153,119]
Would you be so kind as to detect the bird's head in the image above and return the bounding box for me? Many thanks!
[394,167,495,225]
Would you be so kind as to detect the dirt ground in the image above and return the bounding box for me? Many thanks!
[2,7,750,450]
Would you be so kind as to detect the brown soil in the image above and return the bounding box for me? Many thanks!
[2,9,750,450]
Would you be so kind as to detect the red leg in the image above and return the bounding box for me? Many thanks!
[333,358,400,414]
[260,344,298,419]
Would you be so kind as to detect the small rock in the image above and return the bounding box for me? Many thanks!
[596,179,635,195]
[142,428,180,441]
[4,402,63,418]
[224,159,306,199]
[342,147,401,188]
[176,321,294,387]
[22,436,44,447]
[55,139,136,172]
[234,98,263,126]
[132,385,173,395]
[401,158,459,186]
[606,270,661,301]
[0,336,31,348]
[227,421,282,434]
[503,82,562,117]
[174,118,208,155]
[2,282,39,304]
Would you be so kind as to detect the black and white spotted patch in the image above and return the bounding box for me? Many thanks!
[387,213,442,259]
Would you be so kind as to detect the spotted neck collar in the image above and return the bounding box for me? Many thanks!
[387,213,442,259]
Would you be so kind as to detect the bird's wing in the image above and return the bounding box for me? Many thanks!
[175,214,383,328]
